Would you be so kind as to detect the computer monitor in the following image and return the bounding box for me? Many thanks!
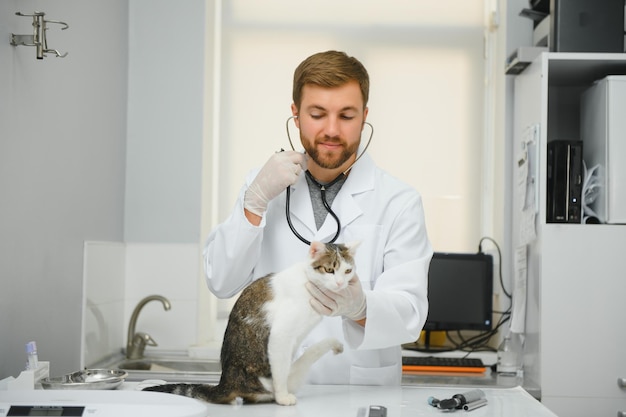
[422,252,494,348]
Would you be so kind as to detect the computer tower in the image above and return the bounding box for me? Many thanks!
[547,140,583,223]
[581,76,626,224]
[550,0,625,52]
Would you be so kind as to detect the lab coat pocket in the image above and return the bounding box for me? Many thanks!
[350,364,400,386]
[344,225,383,289]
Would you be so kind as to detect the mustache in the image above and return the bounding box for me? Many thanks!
[316,136,343,144]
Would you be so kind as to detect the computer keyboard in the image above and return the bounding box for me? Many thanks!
[402,356,486,373]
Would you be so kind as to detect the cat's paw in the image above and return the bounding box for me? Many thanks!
[330,339,344,355]
[275,392,297,406]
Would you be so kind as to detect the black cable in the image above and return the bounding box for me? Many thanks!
[409,235,514,354]
[478,236,512,299]
[439,236,512,355]
[418,299,511,355]
[441,313,510,354]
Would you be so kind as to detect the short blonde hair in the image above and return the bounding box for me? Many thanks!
[292,51,369,111]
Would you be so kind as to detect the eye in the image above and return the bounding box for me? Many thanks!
[324,266,334,274]
[344,268,352,274]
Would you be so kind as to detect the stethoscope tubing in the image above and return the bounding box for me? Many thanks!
[284,116,374,245]
[285,116,374,176]
[286,171,343,245]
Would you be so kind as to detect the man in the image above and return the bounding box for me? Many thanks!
[204,50,432,385]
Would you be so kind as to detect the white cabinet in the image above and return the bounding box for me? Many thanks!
[513,53,626,416]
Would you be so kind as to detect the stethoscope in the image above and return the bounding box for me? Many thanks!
[284,115,374,245]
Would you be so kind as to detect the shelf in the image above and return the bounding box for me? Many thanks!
[545,52,626,86]
[514,53,626,416]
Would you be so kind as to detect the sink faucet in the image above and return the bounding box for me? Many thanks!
[126,295,171,359]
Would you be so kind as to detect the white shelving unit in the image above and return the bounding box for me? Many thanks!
[513,52,626,416]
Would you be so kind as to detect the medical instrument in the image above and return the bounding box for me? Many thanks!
[284,115,374,245]
[463,398,488,411]
[428,389,487,411]
[356,405,387,417]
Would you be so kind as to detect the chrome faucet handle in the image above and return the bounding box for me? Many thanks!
[127,332,158,360]
[134,332,157,347]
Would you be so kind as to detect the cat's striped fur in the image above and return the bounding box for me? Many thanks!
[143,241,358,405]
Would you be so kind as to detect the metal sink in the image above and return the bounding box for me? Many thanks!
[116,357,221,373]
[95,353,222,383]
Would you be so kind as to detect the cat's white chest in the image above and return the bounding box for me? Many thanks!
[264,266,319,330]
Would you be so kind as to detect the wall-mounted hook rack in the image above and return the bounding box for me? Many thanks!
[10,11,69,59]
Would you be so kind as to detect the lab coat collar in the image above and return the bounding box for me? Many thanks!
[288,153,376,242]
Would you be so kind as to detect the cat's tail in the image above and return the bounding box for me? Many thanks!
[142,382,235,404]
[142,382,271,405]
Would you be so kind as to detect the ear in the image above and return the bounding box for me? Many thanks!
[309,241,326,260]
[291,103,300,128]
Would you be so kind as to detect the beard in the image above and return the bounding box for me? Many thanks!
[301,135,360,170]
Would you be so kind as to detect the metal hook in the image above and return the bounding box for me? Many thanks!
[44,19,69,31]
[15,11,45,18]
[10,11,69,59]
[41,18,69,58]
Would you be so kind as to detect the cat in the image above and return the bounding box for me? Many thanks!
[143,240,359,406]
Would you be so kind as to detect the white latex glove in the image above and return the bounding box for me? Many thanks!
[306,275,367,321]
[244,151,307,216]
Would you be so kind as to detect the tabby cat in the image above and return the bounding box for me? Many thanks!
[143,240,359,406]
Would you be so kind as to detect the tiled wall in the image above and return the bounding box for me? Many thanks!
[82,241,202,367]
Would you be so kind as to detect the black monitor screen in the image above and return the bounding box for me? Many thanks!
[424,252,493,332]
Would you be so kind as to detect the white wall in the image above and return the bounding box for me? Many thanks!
[82,242,202,368]
[82,242,126,367]
[120,0,215,354]
[124,0,207,244]
[0,0,128,378]
[0,0,211,380]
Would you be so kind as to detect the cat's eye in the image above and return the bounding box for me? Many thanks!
[324,267,334,274]
[345,269,352,274]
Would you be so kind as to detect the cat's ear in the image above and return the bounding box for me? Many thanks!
[309,241,326,260]
[344,240,361,255]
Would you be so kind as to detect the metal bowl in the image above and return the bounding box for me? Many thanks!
[41,368,128,390]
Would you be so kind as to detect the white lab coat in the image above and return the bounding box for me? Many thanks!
[203,153,432,385]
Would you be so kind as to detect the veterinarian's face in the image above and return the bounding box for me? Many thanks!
[293,81,368,175]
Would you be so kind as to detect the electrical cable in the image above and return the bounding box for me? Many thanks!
[411,236,512,354]
[478,236,511,299]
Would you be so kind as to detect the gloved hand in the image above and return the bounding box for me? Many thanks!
[244,151,307,216]
[306,275,367,321]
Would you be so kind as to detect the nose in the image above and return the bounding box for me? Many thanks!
[323,115,341,139]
